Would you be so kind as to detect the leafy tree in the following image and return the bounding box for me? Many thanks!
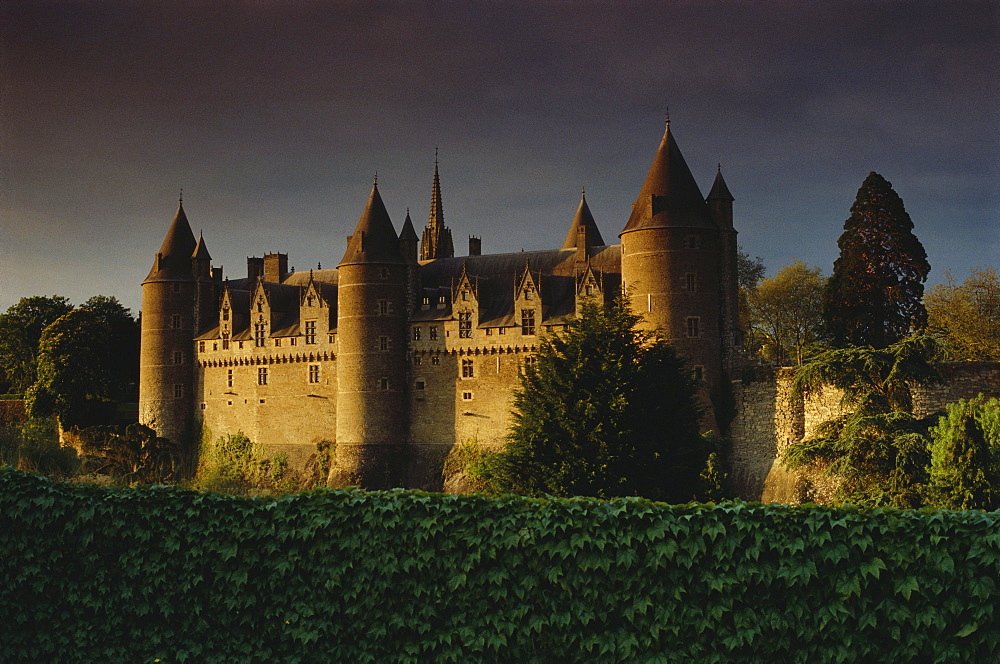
[195,431,302,495]
[81,296,140,399]
[73,423,178,484]
[478,299,710,502]
[925,267,1000,361]
[747,261,826,365]
[0,295,73,393]
[737,247,767,354]
[26,309,112,437]
[784,335,942,506]
[824,172,930,348]
[927,396,999,510]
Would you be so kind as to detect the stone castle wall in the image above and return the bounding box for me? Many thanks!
[729,362,1000,503]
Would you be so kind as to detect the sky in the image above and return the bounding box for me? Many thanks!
[2,0,997,316]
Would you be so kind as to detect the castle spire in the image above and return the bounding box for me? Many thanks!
[339,181,403,266]
[621,115,713,234]
[562,189,605,250]
[707,166,734,202]
[420,151,454,260]
[144,199,198,282]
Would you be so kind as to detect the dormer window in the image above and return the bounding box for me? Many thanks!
[461,290,469,302]
[307,296,315,307]
[524,287,533,300]
[585,285,594,296]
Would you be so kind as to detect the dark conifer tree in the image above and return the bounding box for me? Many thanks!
[824,172,930,348]
[481,299,708,502]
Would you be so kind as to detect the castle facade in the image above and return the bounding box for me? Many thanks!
[139,120,742,489]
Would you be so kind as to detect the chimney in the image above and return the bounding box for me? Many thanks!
[264,253,288,283]
[468,236,482,257]
[247,256,264,280]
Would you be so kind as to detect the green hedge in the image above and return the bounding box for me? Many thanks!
[1,468,997,663]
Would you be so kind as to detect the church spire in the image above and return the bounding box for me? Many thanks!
[420,149,454,260]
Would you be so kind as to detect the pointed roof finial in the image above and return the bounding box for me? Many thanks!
[179,188,183,204]
[665,107,670,127]
[435,147,439,165]
[717,162,722,173]
[373,172,378,186]
[581,186,586,199]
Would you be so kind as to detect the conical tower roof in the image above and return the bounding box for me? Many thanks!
[192,232,212,260]
[339,181,404,266]
[398,210,419,243]
[707,168,734,202]
[144,201,198,282]
[621,118,713,234]
[562,190,605,249]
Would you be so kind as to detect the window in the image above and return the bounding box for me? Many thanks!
[254,323,267,347]
[378,267,389,280]
[257,299,264,313]
[414,356,422,366]
[524,287,533,300]
[458,311,472,338]
[585,285,594,296]
[462,358,474,378]
[308,364,320,384]
[525,355,536,367]
[290,337,297,346]
[422,296,431,309]
[307,295,315,307]
[239,341,244,349]
[275,338,281,347]
[258,367,268,385]
[213,342,217,351]
[437,295,446,309]
[431,356,440,366]
[429,326,438,341]
[685,235,699,249]
[172,283,181,293]
[486,328,493,336]
[413,327,421,341]
[173,384,183,399]
[499,327,506,335]
[462,392,473,401]
[521,309,536,336]
[415,380,426,391]
[687,317,700,338]
[379,336,389,351]
[693,366,705,382]
[685,273,697,292]
[171,314,181,329]
[222,308,229,321]
[379,377,389,390]
[227,369,233,388]
[305,320,317,344]
[378,300,389,315]
[198,341,205,353]
[461,290,469,302]
[222,333,230,350]
[201,403,206,410]
[172,351,183,365]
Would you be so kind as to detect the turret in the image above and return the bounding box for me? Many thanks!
[563,189,605,263]
[332,180,409,488]
[140,200,202,454]
[619,117,725,401]
[708,167,743,369]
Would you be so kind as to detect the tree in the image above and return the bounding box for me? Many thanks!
[747,261,826,365]
[925,267,1000,361]
[26,309,112,437]
[783,335,943,506]
[0,295,73,393]
[927,397,999,510]
[74,423,178,484]
[737,247,767,354]
[81,295,140,398]
[823,172,930,348]
[478,299,709,502]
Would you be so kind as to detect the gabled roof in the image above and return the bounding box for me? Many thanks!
[144,202,198,282]
[339,183,404,266]
[562,191,605,249]
[621,120,714,233]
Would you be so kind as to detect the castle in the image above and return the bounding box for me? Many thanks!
[139,119,743,490]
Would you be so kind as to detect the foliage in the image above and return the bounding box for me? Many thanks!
[823,172,930,348]
[13,417,78,476]
[746,261,826,365]
[301,440,335,490]
[26,308,113,433]
[927,397,1000,510]
[785,336,943,506]
[1,468,998,663]
[925,267,1000,361]
[736,247,767,354]
[0,295,73,393]
[194,431,302,495]
[481,299,709,502]
[81,295,140,398]
[72,423,178,485]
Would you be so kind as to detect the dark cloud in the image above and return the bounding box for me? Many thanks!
[2,0,996,313]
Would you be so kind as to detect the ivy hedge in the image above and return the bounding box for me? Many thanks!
[1,467,997,663]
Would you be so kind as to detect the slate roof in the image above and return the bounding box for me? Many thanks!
[339,183,404,266]
[562,192,605,249]
[144,202,198,282]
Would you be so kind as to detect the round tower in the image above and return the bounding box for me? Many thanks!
[140,201,200,451]
[619,119,725,393]
[331,181,409,489]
